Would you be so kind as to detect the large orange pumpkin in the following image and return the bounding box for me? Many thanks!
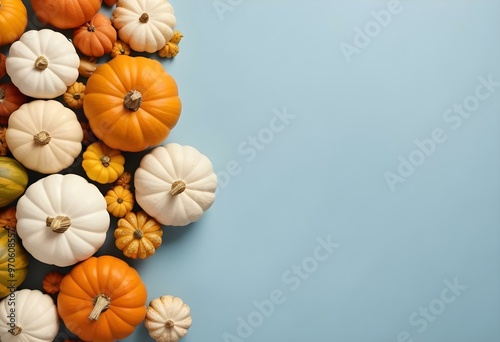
[0,83,27,125]
[83,55,181,152]
[58,255,147,342]
[73,12,117,57]
[31,0,101,29]
[0,0,27,46]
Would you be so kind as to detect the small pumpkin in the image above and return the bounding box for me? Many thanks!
[0,225,29,298]
[144,295,192,342]
[158,42,179,58]
[6,29,80,99]
[78,57,98,78]
[73,13,117,57]
[15,174,110,267]
[0,0,27,47]
[0,156,28,208]
[31,0,101,29]
[0,83,27,125]
[58,255,148,342]
[64,82,86,109]
[110,39,130,58]
[0,53,6,79]
[105,185,134,217]
[6,100,84,174]
[0,289,59,340]
[82,141,125,184]
[42,271,64,294]
[0,206,16,231]
[114,211,162,259]
[83,55,181,152]
[111,0,176,53]
[115,170,132,189]
[135,143,217,226]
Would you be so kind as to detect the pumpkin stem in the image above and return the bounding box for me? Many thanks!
[46,215,71,233]
[166,319,175,328]
[9,326,22,336]
[33,131,51,145]
[35,56,49,71]
[73,93,81,100]
[139,13,149,23]
[87,24,96,32]
[89,294,111,321]
[133,229,143,239]
[117,197,124,204]
[123,90,142,111]
[0,89,4,101]
[169,180,186,195]
[101,155,111,167]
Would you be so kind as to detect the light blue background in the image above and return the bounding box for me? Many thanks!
[10,0,500,341]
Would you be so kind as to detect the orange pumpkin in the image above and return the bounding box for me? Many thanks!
[83,55,181,152]
[58,255,147,342]
[73,12,117,57]
[42,271,65,294]
[0,83,27,125]
[0,0,27,46]
[0,206,16,231]
[0,53,6,79]
[31,0,101,29]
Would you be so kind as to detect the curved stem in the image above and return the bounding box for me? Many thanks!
[101,155,111,167]
[46,215,71,233]
[89,294,111,321]
[169,180,186,195]
[33,131,51,145]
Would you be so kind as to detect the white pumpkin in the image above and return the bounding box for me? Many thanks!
[134,143,217,226]
[6,29,80,99]
[144,295,192,342]
[16,174,110,267]
[0,289,59,342]
[6,100,83,174]
[112,0,176,53]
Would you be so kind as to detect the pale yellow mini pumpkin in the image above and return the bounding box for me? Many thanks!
[144,295,192,342]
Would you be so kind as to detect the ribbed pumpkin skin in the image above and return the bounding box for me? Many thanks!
[73,12,117,57]
[0,0,27,46]
[0,156,28,207]
[83,55,181,152]
[31,0,102,29]
[58,255,147,342]
[0,227,29,298]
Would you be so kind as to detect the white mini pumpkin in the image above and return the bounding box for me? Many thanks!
[16,174,110,267]
[112,0,176,53]
[6,100,83,174]
[6,29,80,99]
[134,143,217,226]
[0,289,59,342]
[144,295,192,342]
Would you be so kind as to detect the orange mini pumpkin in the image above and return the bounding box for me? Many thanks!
[58,255,147,342]
[73,12,117,57]
[31,0,101,29]
[0,206,16,231]
[0,0,27,46]
[42,271,65,294]
[0,83,27,125]
[83,55,181,152]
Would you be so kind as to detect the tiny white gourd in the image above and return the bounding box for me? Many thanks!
[15,174,110,267]
[134,143,218,226]
[6,100,83,174]
[144,295,192,342]
[0,289,59,342]
[6,29,80,99]
[112,0,176,53]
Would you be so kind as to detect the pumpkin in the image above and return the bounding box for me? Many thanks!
[58,255,148,342]
[0,226,29,298]
[6,29,80,99]
[42,271,64,294]
[0,0,27,47]
[110,39,130,58]
[115,170,132,189]
[111,0,176,53]
[0,206,16,231]
[103,0,117,6]
[83,55,181,152]
[80,121,98,145]
[0,83,26,126]
[114,211,162,259]
[0,156,28,208]
[31,0,101,29]
[73,13,117,57]
[63,82,86,109]
[82,141,125,184]
[0,53,6,79]
[144,295,192,342]
[78,57,98,78]
[6,100,84,174]
[0,289,59,341]
[158,42,179,58]
[135,143,217,226]
[15,174,110,267]
[105,185,134,218]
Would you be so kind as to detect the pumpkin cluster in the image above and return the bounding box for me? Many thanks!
[0,0,214,341]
